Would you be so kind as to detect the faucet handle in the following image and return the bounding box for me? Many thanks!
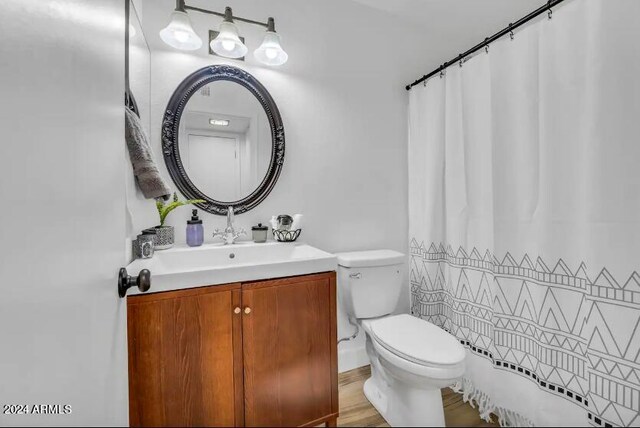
[212,228,224,239]
[235,227,246,238]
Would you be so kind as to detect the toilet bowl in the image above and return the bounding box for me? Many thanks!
[362,314,465,427]
[337,250,466,427]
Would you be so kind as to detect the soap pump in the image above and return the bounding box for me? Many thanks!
[186,209,204,247]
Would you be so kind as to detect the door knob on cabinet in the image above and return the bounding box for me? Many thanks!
[234,307,241,314]
[244,307,252,314]
[118,267,151,298]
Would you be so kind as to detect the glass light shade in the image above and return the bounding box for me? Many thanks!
[210,21,248,58]
[159,10,202,51]
[254,31,288,66]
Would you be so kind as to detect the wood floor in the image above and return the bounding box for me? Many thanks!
[337,366,498,427]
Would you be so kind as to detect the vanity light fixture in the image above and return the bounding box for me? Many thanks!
[254,18,288,66]
[159,6,202,51]
[209,119,230,126]
[210,8,247,59]
[159,1,288,66]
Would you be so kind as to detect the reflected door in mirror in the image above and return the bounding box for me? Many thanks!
[185,134,241,201]
[179,81,271,203]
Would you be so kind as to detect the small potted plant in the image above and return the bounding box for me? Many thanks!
[155,193,205,250]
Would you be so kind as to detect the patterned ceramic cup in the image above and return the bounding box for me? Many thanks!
[154,226,174,250]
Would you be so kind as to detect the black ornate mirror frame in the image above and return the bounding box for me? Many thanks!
[162,65,285,215]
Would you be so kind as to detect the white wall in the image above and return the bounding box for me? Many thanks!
[135,0,434,372]
[0,1,128,426]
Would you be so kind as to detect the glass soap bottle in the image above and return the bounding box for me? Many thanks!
[186,209,204,247]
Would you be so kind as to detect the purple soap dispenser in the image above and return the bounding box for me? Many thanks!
[186,209,204,247]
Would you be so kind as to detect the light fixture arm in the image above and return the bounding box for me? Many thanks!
[182,3,271,28]
[267,17,275,32]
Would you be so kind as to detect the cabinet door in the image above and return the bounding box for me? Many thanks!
[242,273,338,427]
[127,284,244,427]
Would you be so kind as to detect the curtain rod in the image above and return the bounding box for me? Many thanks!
[405,0,567,91]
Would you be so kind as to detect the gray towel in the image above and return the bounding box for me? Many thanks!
[125,108,171,200]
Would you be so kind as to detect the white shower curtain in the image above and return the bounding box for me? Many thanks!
[408,0,640,426]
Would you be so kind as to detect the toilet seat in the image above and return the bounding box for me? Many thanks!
[371,336,465,380]
[369,314,465,367]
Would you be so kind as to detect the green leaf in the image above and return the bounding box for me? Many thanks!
[156,195,206,226]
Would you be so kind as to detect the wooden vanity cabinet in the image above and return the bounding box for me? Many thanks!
[127,272,338,428]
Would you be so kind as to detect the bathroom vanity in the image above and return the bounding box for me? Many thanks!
[124,53,341,426]
[125,243,338,427]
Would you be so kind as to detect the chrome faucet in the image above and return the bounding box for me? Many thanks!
[212,206,246,245]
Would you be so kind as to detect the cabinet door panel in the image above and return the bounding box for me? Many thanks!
[127,285,242,427]
[242,273,336,427]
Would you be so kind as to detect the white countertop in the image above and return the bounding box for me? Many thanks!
[126,241,337,295]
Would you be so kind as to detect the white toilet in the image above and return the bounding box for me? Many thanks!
[337,250,466,427]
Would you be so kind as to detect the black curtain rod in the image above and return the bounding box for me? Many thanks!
[405,0,567,90]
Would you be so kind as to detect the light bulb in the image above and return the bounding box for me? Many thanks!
[174,31,189,43]
[222,40,236,52]
[265,48,278,59]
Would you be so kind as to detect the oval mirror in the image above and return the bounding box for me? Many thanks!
[162,65,284,215]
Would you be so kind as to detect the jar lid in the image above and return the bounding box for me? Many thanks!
[252,223,268,231]
[188,209,202,225]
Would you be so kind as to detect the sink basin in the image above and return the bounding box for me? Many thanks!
[126,241,337,295]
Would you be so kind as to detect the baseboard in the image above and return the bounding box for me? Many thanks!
[338,344,369,373]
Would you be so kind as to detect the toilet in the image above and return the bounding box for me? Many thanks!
[336,250,466,427]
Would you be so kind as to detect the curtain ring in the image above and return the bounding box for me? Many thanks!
[509,23,514,40]
[548,1,553,19]
[484,38,489,54]
[439,65,445,78]
[459,55,463,67]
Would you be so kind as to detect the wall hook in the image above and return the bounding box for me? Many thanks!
[118,267,151,298]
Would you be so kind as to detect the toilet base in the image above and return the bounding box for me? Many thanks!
[363,373,446,427]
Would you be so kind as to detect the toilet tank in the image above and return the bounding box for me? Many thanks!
[336,250,405,319]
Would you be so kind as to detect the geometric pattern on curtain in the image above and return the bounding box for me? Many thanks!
[410,240,640,428]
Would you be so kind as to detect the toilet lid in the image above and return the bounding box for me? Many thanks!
[370,314,465,366]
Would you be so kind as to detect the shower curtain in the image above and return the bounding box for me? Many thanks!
[408,0,640,426]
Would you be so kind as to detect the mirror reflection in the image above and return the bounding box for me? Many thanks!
[179,81,272,202]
